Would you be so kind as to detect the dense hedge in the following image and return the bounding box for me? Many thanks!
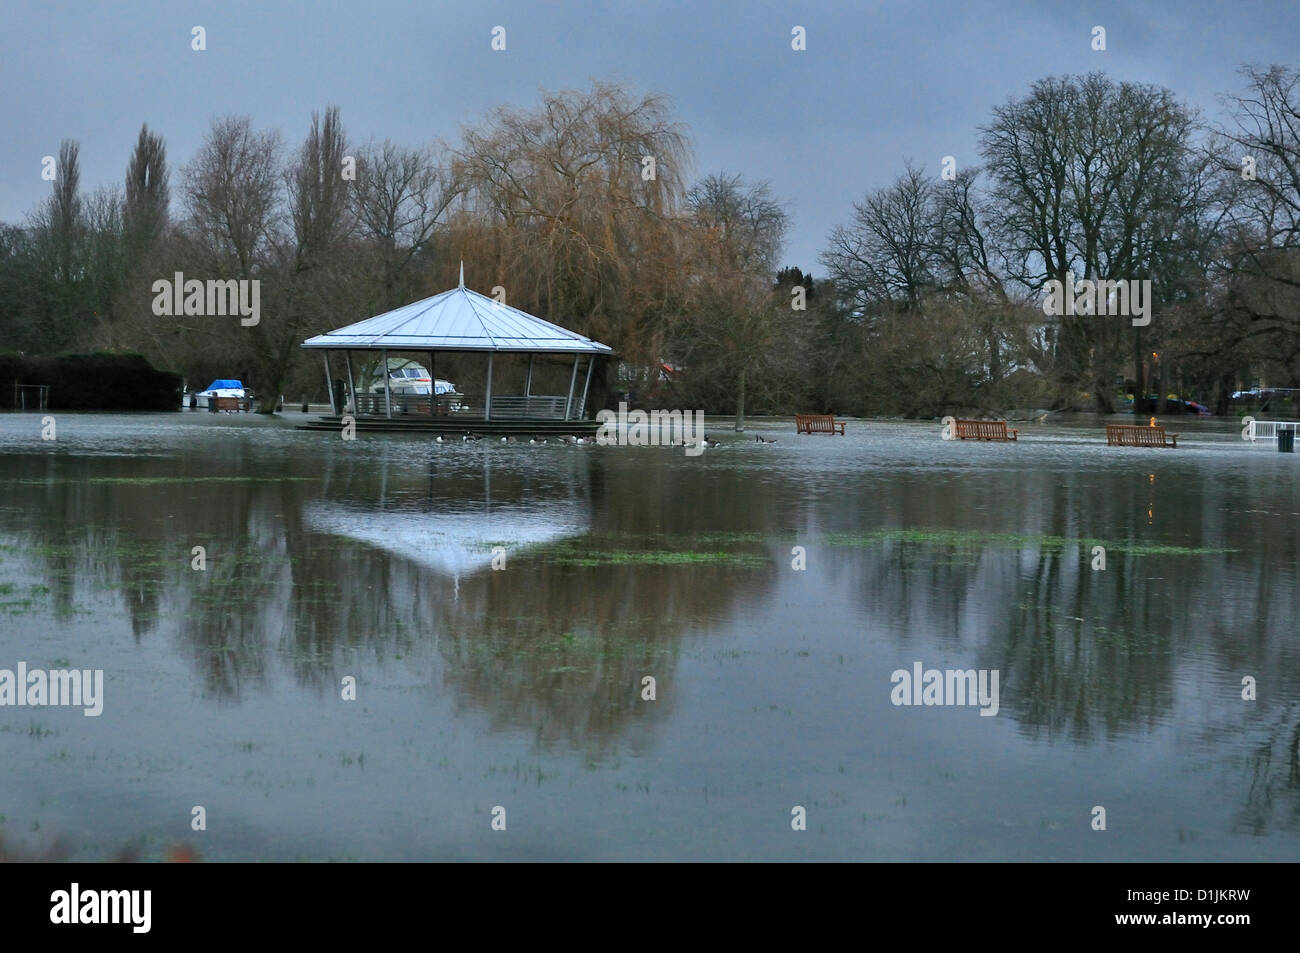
[0,352,182,411]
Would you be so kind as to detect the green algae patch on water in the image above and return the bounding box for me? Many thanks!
[552,548,767,568]
[544,532,772,568]
[823,528,1234,556]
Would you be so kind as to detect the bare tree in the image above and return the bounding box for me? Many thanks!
[252,106,357,412]
[181,116,281,277]
[163,117,284,404]
[929,169,1026,387]
[23,141,128,350]
[822,162,937,314]
[820,162,1046,416]
[456,81,693,366]
[289,106,352,269]
[81,186,126,343]
[1217,66,1300,252]
[679,172,789,429]
[50,139,82,286]
[979,73,1198,411]
[124,123,169,256]
[351,139,458,310]
[1201,66,1300,396]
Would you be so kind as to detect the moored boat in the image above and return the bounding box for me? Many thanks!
[185,379,250,410]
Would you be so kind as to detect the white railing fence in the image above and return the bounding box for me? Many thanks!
[1244,418,1299,443]
[347,392,578,420]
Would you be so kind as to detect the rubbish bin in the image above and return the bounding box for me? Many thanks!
[1279,428,1295,453]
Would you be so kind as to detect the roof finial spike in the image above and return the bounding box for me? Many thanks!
[458,260,465,289]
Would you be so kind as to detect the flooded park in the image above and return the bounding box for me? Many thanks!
[0,411,1295,861]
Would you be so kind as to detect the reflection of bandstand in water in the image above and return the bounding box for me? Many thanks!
[297,264,612,436]
[308,446,596,577]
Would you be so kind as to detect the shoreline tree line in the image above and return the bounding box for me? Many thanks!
[1,67,1297,418]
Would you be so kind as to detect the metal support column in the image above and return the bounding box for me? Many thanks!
[564,355,580,420]
[524,354,534,415]
[382,349,393,418]
[524,354,534,395]
[345,350,357,416]
[484,353,494,421]
[578,356,594,419]
[323,353,335,415]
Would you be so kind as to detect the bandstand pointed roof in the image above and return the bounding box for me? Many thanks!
[302,264,612,355]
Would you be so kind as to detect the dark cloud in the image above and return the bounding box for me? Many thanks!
[2,0,1295,269]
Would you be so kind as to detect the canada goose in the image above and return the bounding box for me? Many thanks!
[702,435,720,449]
[434,435,445,443]
[755,435,776,444]
[529,437,547,445]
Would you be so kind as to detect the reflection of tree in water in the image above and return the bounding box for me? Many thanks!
[1232,709,1300,836]
[2,444,760,753]
[826,462,1300,833]
[842,537,1176,742]
[832,466,1286,727]
[8,431,1298,824]
[275,449,767,753]
[307,451,774,754]
[236,525,705,757]
[996,554,1178,744]
[175,494,285,699]
[1202,620,1300,836]
[170,441,1296,821]
[2,455,172,639]
[432,557,755,758]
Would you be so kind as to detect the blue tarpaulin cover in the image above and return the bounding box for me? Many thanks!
[203,380,244,391]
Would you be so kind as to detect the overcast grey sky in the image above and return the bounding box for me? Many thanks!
[3,0,1296,271]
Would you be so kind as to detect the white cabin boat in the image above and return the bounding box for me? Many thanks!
[186,379,248,410]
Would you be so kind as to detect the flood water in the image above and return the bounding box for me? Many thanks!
[0,411,1296,861]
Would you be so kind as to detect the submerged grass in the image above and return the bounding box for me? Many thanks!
[550,545,766,568]
[545,531,771,568]
[823,528,1233,556]
[543,526,1227,569]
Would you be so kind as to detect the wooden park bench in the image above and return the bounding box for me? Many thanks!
[954,419,1018,442]
[212,396,250,413]
[796,413,846,435]
[1106,423,1178,448]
